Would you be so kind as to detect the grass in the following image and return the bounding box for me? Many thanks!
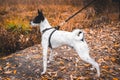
[5,17,31,34]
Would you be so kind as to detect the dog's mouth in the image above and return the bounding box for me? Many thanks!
[30,21,39,27]
[30,21,32,24]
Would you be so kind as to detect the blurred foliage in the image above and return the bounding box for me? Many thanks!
[0,0,119,57]
[5,18,31,34]
[0,26,41,57]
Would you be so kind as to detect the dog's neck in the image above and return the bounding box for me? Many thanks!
[40,18,52,33]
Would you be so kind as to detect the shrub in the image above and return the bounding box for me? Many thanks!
[5,17,31,34]
[0,18,41,57]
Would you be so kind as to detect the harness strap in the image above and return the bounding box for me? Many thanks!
[42,28,57,49]
[48,29,56,48]
[42,28,53,34]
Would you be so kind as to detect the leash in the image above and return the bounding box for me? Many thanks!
[55,0,97,29]
[42,0,96,49]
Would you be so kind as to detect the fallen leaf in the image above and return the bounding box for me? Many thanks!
[104,56,109,60]
[84,64,91,67]
[41,76,48,80]
[5,78,11,80]
[13,70,17,74]
[6,62,11,66]
[60,66,66,71]
[110,57,116,62]
[4,70,12,74]
[32,55,41,59]
[114,43,119,47]
[48,72,57,77]
[59,61,64,65]
[0,66,2,71]
[4,62,11,69]
[113,78,119,80]
[111,49,116,53]
[102,66,109,69]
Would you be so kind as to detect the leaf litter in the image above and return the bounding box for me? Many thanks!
[0,23,120,80]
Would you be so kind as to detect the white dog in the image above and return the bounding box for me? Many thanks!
[30,10,100,77]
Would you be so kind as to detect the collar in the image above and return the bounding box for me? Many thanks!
[42,26,60,34]
[42,28,53,34]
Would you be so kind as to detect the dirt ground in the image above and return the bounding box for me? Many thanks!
[0,23,120,80]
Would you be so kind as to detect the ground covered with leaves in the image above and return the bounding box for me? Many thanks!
[0,22,120,80]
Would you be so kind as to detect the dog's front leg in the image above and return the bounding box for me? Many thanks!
[41,47,48,75]
[48,49,54,63]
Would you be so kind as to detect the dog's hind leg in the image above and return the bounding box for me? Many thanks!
[79,54,100,77]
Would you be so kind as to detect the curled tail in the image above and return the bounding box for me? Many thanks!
[72,29,84,41]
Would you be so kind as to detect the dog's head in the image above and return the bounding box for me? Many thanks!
[30,10,45,26]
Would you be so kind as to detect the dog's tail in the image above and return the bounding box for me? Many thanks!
[72,29,84,41]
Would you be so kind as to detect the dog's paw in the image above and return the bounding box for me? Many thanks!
[90,66,95,71]
[48,59,54,63]
[41,71,46,75]
[47,60,50,63]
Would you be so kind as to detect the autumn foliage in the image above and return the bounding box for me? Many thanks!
[0,0,120,79]
[0,0,119,56]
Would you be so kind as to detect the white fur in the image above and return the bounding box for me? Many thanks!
[31,18,100,77]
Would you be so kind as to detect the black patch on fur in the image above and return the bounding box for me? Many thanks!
[77,31,82,36]
[78,31,84,41]
[33,10,45,23]
[81,38,84,41]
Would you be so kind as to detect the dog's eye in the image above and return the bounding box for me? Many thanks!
[79,31,82,34]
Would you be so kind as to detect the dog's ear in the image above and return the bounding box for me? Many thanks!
[38,9,41,14]
[38,9,43,14]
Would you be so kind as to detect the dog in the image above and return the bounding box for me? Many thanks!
[30,10,100,77]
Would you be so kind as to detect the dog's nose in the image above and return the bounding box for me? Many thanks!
[79,31,82,34]
[29,22,31,25]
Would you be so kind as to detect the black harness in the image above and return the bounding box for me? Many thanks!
[42,28,57,49]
